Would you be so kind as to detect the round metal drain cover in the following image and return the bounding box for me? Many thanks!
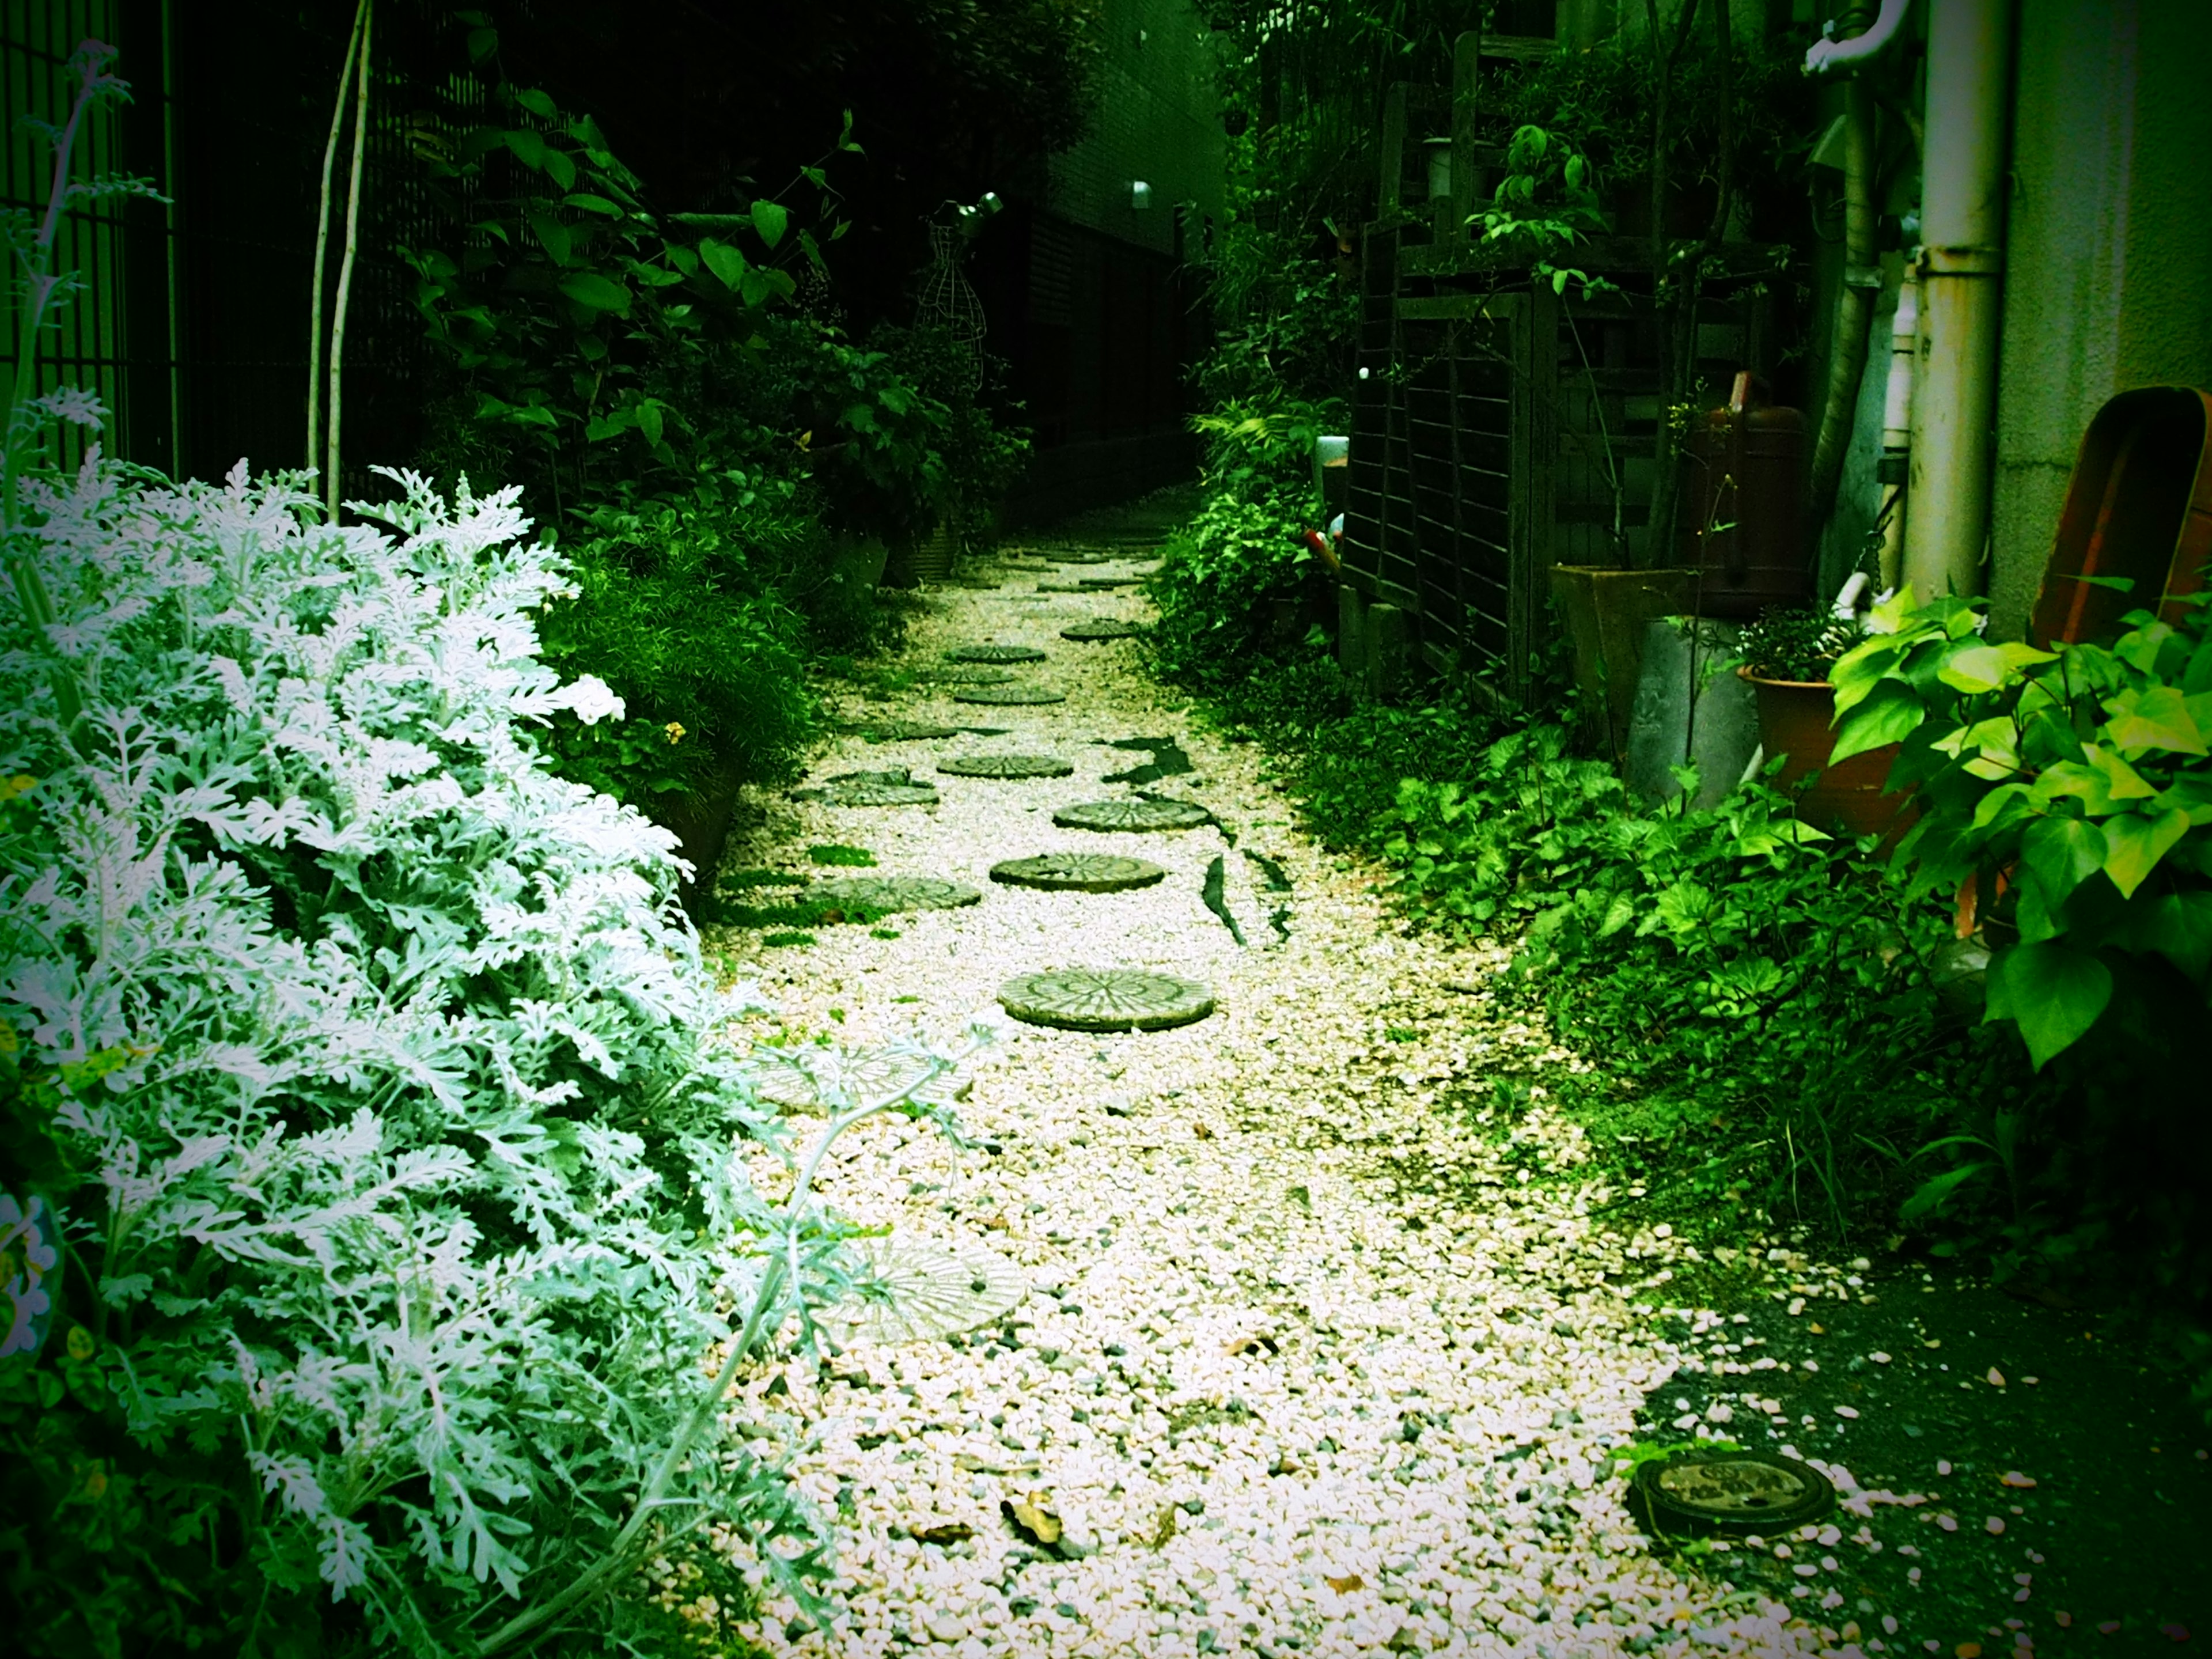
[807,877,981,915]
[990,854,1166,892]
[1631,1450,1835,1535]
[953,684,1066,706]
[1054,798,1210,832]
[998,967,1215,1032]
[1062,620,1146,641]
[944,644,1047,664]
[937,753,1075,779]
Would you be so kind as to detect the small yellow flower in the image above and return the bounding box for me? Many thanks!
[66,1324,94,1361]
[664,721,686,745]
[0,775,35,804]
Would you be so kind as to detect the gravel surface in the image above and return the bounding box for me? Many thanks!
[699,547,1868,1659]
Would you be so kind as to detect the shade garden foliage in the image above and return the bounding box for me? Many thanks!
[1160,1,2212,1389]
[0,26,1036,1658]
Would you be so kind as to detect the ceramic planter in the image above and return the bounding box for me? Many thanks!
[885,517,959,588]
[1548,565,1699,764]
[642,748,747,923]
[1739,668,1913,842]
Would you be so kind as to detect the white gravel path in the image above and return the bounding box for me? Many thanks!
[699,547,1862,1659]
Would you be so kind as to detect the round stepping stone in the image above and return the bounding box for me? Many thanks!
[1078,577,1140,588]
[953,685,1066,706]
[816,1234,1028,1346]
[944,644,1047,664]
[804,780,940,806]
[1035,582,1094,593]
[937,754,1075,779]
[1062,620,1146,641]
[1054,798,1210,832]
[741,1044,974,1114]
[915,665,1017,687]
[997,967,1216,1032]
[990,854,1166,893]
[807,876,981,915]
[853,720,963,741]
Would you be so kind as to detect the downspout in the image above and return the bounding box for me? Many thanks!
[1902,0,2013,603]
[1804,4,1888,529]
[1876,266,1919,592]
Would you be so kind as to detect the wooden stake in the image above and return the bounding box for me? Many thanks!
[308,1,367,488]
[326,0,373,521]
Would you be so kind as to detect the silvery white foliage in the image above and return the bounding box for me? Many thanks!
[0,459,828,1647]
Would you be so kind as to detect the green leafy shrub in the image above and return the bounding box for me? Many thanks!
[1377,726,1967,1232]
[0,460,864,1655]
[537,478,817,804]
[1830,586,2212,1303]
[1146,493,1319,693]
[1734,605,1865,682]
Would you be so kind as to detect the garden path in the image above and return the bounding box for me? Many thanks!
[704,535,1847,1659]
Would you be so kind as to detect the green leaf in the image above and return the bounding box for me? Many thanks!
[635,399,664,447]
[1985,940,2113,1069]
[2135,890,2212,982]
[563,192,620,217]
[513,87,558,120]
[1830,679,1923,763]
[541,147,577,191]
[751,199,789,249]
[2102,685,2207,757]
[2019,815,2107,907]
[1937,643,2012,694]
[698,237,748,289]
[2100,806,2190,899]
[584,412,630,442]
[466,25,498,62]
[502,129,547,169]
[1900,1160,1992,1222]
[527,208,571,265]
[558,272,631,313]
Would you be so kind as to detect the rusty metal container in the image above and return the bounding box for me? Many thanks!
[2028,385,2212,648]
[1677,371,1810,618]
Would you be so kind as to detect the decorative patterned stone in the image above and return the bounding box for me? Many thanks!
[815,1235,1028,1346]
[806,876,982,914]
[943,644,1047,664]
[1062,620,1146,641]
[953,684,1066,706]
[796,775,941,806]
[997,967,1216,1032]
[1053,798,1211,832]
[1078,577,1140,589]
[914,666,1016,687]
[851,721,963,741]
[936,754,1075,779]
[989,854,1166,893]
[739,1044,973,1114]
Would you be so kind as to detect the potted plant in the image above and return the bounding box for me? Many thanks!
[1734,605,1911,839]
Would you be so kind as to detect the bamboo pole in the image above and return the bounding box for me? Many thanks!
[308,1,367,484]
[325,0,373,522]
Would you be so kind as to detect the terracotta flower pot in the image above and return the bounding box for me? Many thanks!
[1738,667,1915,843]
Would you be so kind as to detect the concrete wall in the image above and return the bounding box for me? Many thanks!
[1047,0,1226,256]
[1987,0,2212,637]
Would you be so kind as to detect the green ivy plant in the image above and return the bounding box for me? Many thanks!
[402,16,858,508]
[1830,586,2212,1071]
[1734,606,1866,683]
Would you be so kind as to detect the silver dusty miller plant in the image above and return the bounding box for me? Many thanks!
[0,446,989,1653]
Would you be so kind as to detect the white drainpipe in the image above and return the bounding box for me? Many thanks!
[1804,0,1916,74]
[1903,0,2014,603]
[1877,266,1920,592]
